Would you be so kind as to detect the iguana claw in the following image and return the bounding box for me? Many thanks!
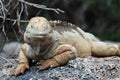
[37,59,60,70]
[10,63,29,76]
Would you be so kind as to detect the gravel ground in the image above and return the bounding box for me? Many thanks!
[0,56,120,80]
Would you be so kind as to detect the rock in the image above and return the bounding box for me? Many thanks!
[0,56,120,80]
[1,42,22,59]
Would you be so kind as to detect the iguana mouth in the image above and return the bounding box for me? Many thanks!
[25,31,50,38]
[27,34,48,39]
[31,35,48,38]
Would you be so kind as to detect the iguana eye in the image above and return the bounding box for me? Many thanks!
[43,24,48,31]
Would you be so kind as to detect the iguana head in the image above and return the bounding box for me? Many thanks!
[24,17,53,44]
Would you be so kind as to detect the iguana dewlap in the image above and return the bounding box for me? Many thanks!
[10,17,120,76]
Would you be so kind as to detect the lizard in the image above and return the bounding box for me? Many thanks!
[10,17,120,76]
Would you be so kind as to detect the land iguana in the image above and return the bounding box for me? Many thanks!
[10,17,120,76]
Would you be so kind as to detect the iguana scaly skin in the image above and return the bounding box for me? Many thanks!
[10,17,120,76]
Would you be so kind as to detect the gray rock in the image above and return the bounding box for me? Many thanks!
[0,56,120,80]
[1,42,22,58]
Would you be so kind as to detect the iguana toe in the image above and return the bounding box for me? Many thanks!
[37,59,60,70]
[10,63,29,76]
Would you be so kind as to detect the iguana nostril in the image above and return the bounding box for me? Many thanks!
[31,25,34,28]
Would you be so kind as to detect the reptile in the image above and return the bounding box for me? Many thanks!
[10,17,120,76]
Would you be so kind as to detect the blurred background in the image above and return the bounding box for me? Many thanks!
[0,0,120,49]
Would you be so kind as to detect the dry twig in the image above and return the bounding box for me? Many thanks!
[19,0,65,14]
[0,16,29,22]
[0,0,64,44]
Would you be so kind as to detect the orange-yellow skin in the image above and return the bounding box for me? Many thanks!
[10,17,120,76]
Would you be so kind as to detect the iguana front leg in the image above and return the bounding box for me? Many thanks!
[37,44,77,70]
[10,43,29,76]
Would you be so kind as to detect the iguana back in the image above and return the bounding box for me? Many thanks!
[49,20,99,41]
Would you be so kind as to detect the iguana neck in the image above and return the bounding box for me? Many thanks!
[39,40,53,52]
[40,32,59,54]
[30,32,59,56]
